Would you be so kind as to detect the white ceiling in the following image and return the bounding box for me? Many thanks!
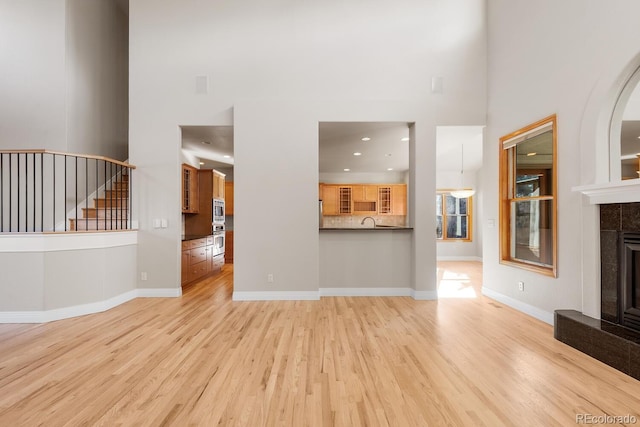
[181,123,484,173]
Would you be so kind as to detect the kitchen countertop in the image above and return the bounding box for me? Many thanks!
[182,234,211,241]
[319,226,413,231]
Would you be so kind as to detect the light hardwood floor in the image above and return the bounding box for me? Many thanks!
[1,262,639,426]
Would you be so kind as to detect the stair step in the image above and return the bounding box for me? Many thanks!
[94,198,129,208]
[111,181,129,190]
[69,218,130,231]
[81,207,129,219]
[104,189,129,198]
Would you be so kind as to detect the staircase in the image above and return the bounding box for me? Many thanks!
[69,175,130,231]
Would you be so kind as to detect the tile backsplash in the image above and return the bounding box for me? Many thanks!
[322,215,406,228]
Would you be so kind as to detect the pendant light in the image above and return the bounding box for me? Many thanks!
[450,143,475,199]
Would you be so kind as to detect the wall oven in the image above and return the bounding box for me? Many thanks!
[212,224,225,256]
[213,198,225,225]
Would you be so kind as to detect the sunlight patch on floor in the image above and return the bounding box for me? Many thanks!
[437,269,477,299]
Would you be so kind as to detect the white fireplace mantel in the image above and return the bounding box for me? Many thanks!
[573,179,640,205]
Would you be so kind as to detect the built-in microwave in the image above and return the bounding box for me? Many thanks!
[213,198,225,225]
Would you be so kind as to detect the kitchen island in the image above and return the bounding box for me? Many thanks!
[319,226,413,295]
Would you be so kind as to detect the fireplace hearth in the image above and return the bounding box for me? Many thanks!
[554,202,640,381]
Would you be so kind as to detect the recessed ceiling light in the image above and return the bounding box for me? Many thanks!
[361,137,371,141]
[527,152,537,156]
[387,168,394,171]
[353,152,362,156]
[223,155,231,158]
[199,162,205,165]
[637,136,640,139]
[344,168,350,172]
[401,137,409,141]
[201,141,211,145]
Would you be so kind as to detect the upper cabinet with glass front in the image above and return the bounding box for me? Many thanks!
[499,115,557,277]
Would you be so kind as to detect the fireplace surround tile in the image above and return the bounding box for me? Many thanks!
[600,230,619,322]
[621,203,640,231]
[600,203,621,231]
[630,345,640,379]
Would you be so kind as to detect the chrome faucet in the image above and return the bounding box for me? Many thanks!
[361,216,376,227]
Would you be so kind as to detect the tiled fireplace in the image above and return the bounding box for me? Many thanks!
[554,202,640,380]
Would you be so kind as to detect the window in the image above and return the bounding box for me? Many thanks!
[436,191,472,241]
[499,115,557,277]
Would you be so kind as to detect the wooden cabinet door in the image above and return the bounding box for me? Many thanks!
[321,185,339,215]
[378,186,392,214]
[338,186,352,214]
[225,230,234,263]
[225,181,234,215]
[352,184,377,214]
[181,250,190,285]
[182,164,199,213]
[392,184,407,215]
[352,185,377,202]
[213,170,225,200]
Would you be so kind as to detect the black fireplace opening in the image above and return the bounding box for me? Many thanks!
[621,233,640,332]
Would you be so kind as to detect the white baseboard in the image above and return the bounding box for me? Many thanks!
[320,287,413,297]
[0,287,181,324]
[437,256,482,262]
[481,287,554,325]
[411,290,438,300]
[233,288,438,301]
[138,288,182,298]
[232,291,320,301]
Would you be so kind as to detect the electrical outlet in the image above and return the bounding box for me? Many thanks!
[267,274,274,283]
[141,272,148,281]
[518,281,524,291]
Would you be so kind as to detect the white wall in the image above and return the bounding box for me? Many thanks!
[320,172,408,184]
[129,0,487,294]
[484,0,640,322]
[0,0,67,150]
[66,0,129,160]
[0,0,128,158]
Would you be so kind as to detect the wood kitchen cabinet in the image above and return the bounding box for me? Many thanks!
[184,169,213,236]
[213,170,225,200]
[392,184,407,215]
[320,184,339,215]
[224,181,234,215]
[377,184,407,215]
[320,183,407,216]
[352,185,378,202]
[181,238,209,285]
[182,164,199,213]
[352,184,378,214]
[181,235,223,286]
[225,230,234,264]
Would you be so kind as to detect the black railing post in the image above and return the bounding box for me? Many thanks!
[1,153,3,232]
[118,164,122,230]
[128,168,132,229]
[40,153,43,232]
[103,159,106,230]
[74,156,78,231]
[110,162,114,231]
[32,153,35,232]
[85,157,88,231]
[95,158,99,231]
[53,154,56,231]
[17,153,20,232]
